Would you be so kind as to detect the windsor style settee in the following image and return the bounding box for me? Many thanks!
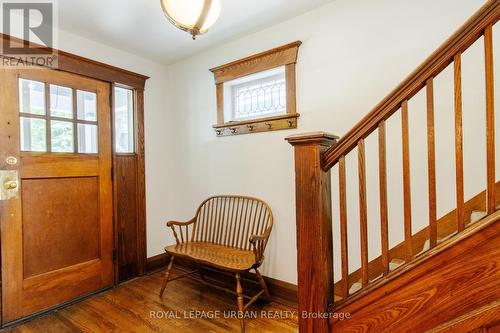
[159,195,274,332]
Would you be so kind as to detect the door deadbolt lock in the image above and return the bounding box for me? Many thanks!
[4,181,18,190]
[0,170,19,200]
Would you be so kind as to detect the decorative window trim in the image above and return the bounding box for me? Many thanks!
[210,41,301,137]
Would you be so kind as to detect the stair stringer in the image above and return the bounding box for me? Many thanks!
[329,214,500,333]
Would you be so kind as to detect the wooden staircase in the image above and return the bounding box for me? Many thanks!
[286,1,500,332]
[333,180,500,303]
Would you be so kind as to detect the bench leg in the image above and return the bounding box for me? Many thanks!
[254,268,271,302]
[159,255,175,298]
[235,273,245,333]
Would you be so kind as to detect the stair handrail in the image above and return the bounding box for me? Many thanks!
[322,0,500,171]
[287,1,500,332]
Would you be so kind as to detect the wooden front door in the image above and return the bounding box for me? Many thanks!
[0,68,113,323]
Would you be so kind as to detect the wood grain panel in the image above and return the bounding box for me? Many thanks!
[484,24,496,215]
[0,68,24,323]
[401,101,413,261]
[330,217,500,332]
[378,122,389,275]
[339,156,349,298]
[17,69,105,93]
[430,301,500,332]
[216,83,224,125]
[22,260,102,315]
[285,63,297,115]
[286,132,337,333]
[115,156,138,282]
[22,177,100,278]
[135,89,147,277]
[213,113,299,137]
[1,67,114,324]
[427,78,438,248]
[454,53,465,232]
[20,154,99,178]
[210,41,301,84]
[358,140,369,286]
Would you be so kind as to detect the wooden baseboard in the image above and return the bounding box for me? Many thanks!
[145,253,170,273]
[145,253,297,308]
[431,301,500,332]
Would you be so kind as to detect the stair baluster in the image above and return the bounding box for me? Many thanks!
[426,78,438,248]
[287,1,500,331]
[485,24,496,215]
[338,155,349,298]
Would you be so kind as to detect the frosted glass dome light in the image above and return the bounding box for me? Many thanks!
[160,0,221,39]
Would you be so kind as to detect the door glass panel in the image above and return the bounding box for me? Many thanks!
[77,90,97,121]
[50,85,73,119]
[51,120,74,152]
[19,79,45,115]
[78,124,98,153]
[114,87,134,153]
[18,79,99,154]
[20,117,46,152]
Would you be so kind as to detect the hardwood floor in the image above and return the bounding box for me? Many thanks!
[2,268,298,333]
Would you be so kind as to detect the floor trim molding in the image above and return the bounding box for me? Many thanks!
[1,286,113,329]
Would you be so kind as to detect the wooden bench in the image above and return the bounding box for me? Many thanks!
[159,195,274,332]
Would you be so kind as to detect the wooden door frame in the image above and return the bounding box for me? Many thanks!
[112,83,147,282]
[0,33,149,283]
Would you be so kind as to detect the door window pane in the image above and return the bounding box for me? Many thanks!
[77,90,97,121]
[114,87,134,153]
[19,79,45,115]
[20,117,46,152]
[18,79,100,154]
[78,124,98,153]
[50,85,73,119]
[51,120,74,152]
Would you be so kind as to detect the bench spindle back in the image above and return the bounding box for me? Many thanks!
[191,196,273,251]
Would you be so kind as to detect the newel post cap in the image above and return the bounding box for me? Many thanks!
[285,131,339,147]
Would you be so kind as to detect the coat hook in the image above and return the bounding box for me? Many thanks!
[265,122,272,129]
[216,129,222,135]
[287,120,294,127]
[247,124,255,131]
[230,127,237,134]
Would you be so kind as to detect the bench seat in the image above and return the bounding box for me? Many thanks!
[164,242,257,272]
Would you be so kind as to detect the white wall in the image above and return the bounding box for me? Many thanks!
[56,30,178,260]
[56,0,496,285]
[163,0,492,284]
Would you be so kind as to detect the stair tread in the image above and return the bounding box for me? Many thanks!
[470,211,488,224]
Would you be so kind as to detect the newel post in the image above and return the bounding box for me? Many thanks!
[286,132,338,333]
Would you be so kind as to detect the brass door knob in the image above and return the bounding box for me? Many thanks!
[4,181,18,190]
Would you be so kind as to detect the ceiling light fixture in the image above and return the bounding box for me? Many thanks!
[160,0,221,40]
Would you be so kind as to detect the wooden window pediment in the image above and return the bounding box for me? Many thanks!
[210,41,301,137]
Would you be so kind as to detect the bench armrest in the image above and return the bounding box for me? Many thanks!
[249,229,271,264]
[166,218,196,245]
[166,219,195,227]
[249,234,268,243]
